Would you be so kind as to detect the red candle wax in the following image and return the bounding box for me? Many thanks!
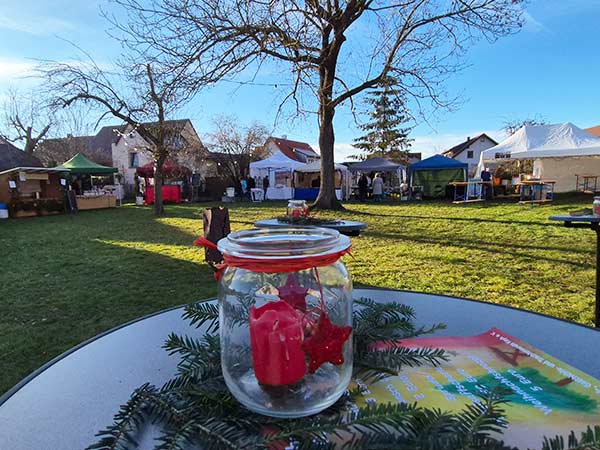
[249,301,306,386]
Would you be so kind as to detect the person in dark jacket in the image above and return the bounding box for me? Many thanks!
[263,175,270,200]
[358,173,368,202]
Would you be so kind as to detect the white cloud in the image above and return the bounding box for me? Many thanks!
[0,58,36,82]
[0,14,75,36]
[522,11,545,33]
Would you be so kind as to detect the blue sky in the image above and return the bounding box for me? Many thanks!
[1,0,599,161]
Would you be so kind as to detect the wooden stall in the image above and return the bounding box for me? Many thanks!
[0,167,69,218]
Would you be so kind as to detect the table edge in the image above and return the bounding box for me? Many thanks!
[549,215,600,222]
[2,288,598,408]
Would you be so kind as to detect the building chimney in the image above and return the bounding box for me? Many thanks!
[467,136,470,141]
[67,133,73,138]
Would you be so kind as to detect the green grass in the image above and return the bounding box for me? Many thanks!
[0,195,596,394]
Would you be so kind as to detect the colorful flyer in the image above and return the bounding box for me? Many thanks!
[353,328,600,448]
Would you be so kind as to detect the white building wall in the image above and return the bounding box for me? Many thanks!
[452,137,497,177]
[534,156,600,193]
[111,126,153,188]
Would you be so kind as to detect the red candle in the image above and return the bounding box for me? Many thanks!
[249,301,306,386]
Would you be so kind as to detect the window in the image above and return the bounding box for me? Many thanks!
[467,150,474,159]
[129,152,140,168]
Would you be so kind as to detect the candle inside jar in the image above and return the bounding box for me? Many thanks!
[249,301,306,386]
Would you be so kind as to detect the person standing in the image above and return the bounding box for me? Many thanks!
[480,167,492,200]
[358,173,368,202]
[372,172,384,202]
[263,175,270,200]
[247,176,256,200]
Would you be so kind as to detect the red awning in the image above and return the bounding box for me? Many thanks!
[136,160,191,178]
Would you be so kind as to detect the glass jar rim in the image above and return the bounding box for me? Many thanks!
[217,227,350,260]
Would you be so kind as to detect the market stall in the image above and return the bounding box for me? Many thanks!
[0,167,70,217]
[54,153,119,210]
[136,160,190,204]
[349,157,405,197]
[293,161,350,200]
[249,153,307,200]
[478,123,600,193]
[407,155,467,198]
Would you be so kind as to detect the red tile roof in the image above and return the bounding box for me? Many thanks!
[269,136,318,162]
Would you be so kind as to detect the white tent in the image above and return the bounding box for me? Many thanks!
[478,123,600,192]
[294,160,351,200]
[249,152,307,199]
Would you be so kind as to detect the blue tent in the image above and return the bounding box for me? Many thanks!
[407,155,467,198]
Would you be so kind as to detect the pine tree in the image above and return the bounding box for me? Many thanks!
[353,76,414,163]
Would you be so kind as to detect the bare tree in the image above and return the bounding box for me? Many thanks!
[1,88,53,154]
[35,104,106,167]
[502,115,547,136]
[206,115,270,190]
[108,0,524,209]
[38,54,198,215]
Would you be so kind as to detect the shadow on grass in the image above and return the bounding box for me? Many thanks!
[364,229,595,268]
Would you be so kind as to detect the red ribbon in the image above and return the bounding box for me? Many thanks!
[193,236,350,279]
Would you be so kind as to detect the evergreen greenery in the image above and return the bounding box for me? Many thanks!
[352,75,414,162]
[86,298,599,450]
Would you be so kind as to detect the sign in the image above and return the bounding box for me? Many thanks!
[60,178,67,186]
[18,171,26,181]
[8,180,16,188]
[352,328,600,448]
[26,173,49,181]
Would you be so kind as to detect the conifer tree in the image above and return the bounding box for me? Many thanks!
[353,76,414,163]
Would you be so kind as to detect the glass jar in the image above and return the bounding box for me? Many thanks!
[286,200,308,220]
[594,197,600,217]
[217,227,353,418]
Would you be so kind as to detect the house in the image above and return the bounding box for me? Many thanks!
[0,138,42,171]
[110,119,207,189]
[42,120,208,195]
[441,134,498,177]
[265,136,320,163]
[585,125,600,137]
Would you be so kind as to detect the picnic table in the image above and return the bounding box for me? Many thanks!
[255,218,367,236]
[549,214,600,327]
[1,288,599,450]
[575,174,599,194]
[449,180,493,204]
[518,179,555,206]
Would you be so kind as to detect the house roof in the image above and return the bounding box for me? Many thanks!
[585,125,600,137]
[0,138,43,172]
[442,134,498,158]
[268,136,318,162]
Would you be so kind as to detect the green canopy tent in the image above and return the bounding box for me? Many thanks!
[55,153,117,175]
[407,154,468,198]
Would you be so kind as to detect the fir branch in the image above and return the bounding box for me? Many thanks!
[182,302,219,332]
[86,383,157,450]
[265,402,423,448]
[354,346,449,383]
[540,425,600,450]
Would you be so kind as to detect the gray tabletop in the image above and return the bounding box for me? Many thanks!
[1,289,599,450]
[549,215,600,223]
[255,218,367,235]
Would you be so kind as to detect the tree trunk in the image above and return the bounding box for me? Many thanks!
[154,154,166,216]
[313,62,343,210]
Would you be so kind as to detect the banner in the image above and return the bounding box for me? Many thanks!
[353,328,600,448]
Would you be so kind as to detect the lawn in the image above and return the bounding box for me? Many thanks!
[0,195,596,395]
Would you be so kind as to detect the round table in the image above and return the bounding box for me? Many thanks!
[255,218,367,236]
[1,289,599,450]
